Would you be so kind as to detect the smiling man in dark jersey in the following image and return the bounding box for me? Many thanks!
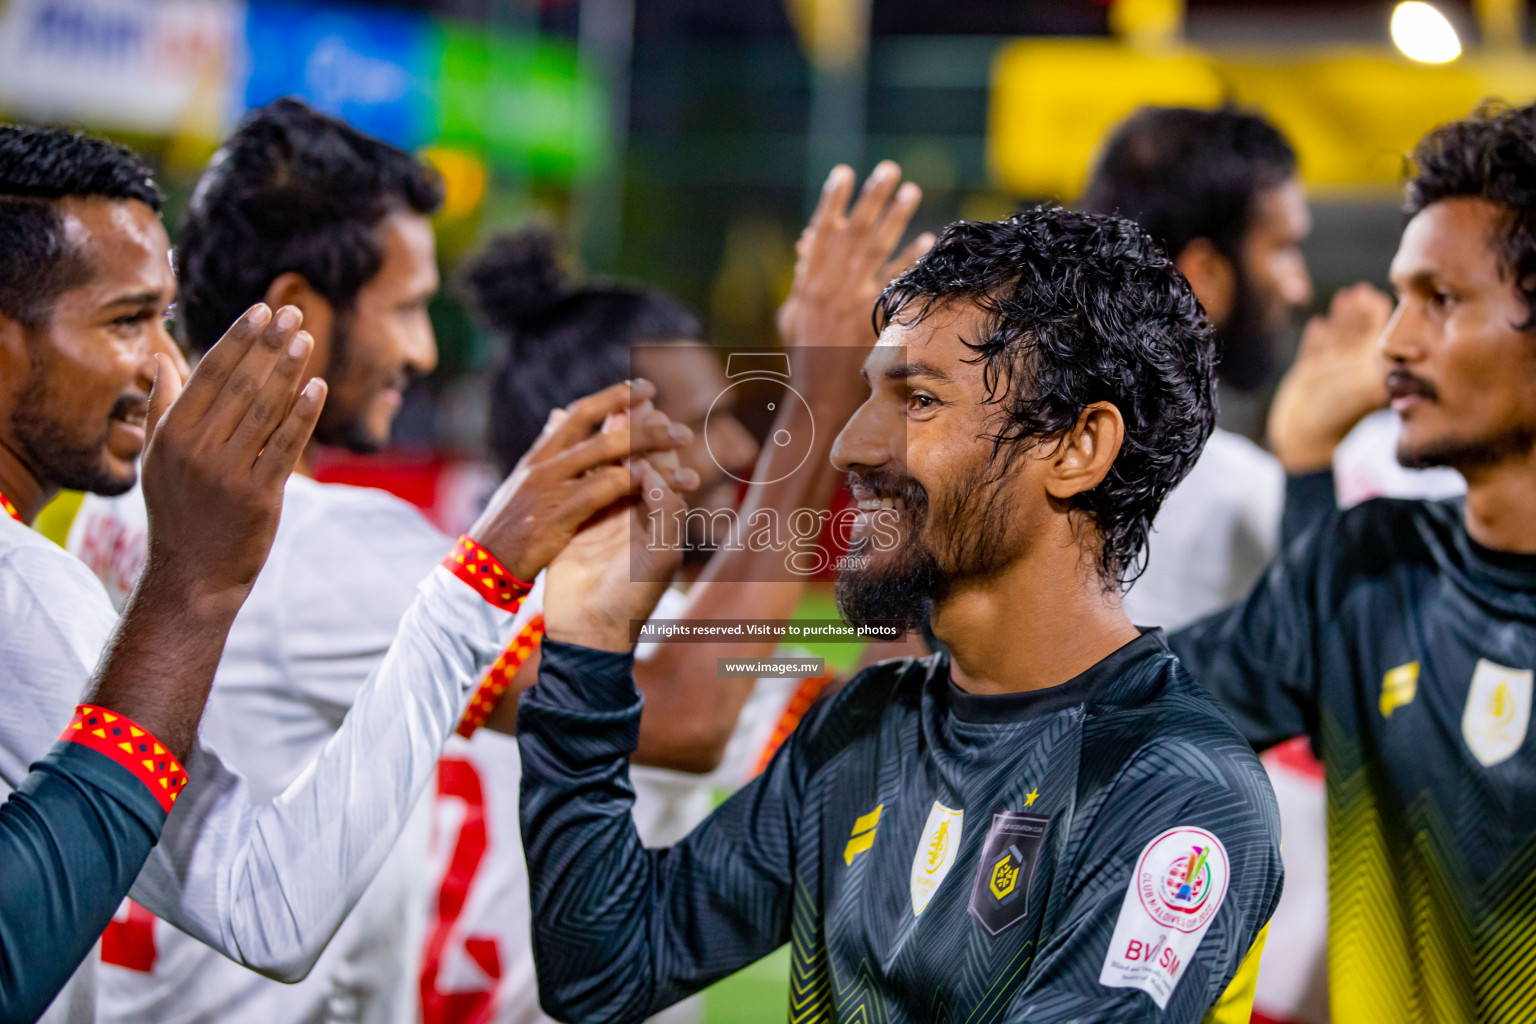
[1172,101,1536,1024]
[515,205,1284,1023]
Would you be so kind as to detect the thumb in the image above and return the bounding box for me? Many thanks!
[145,353,185,447]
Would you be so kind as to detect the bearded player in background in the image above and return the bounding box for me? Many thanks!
[59,98,697,1024]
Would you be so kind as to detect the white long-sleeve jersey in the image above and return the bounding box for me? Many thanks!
[0,512,515,1021]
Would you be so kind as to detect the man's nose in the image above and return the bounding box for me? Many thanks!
[1281,254,1314,310]
[831,398,893,474]
[1378,300,1421,365]
[406,324,438,377]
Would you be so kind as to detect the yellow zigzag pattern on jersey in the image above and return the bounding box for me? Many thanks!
[1324,713,1536,1024]
[789,878,893,1024]
[961,938,1037,1024]
[787,875,1039,1024]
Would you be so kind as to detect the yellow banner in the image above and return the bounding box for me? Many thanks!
[989,39,1536,199]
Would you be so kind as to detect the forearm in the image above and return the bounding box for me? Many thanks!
[130,567,514,980]
[0,718,179,1021]
[79,564,243,763]
[520,641,792,1022]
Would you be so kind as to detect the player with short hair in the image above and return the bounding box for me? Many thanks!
[517,207,1284,1023]
[0,120,687,1024]
[1172,100,1536,1023]
[0,191,327,1017]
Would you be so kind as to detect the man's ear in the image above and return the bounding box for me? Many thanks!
[1043,402,1124,501]
[1174,238,1237,328]
[264,272,334,378]
[0,310,31,402]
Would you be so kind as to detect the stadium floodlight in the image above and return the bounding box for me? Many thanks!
[1391,1,1463,64]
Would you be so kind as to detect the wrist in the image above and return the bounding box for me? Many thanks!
[1271,437,1342,475]
[59,704,190,814]
[544,617,634,654]
[131,560,247,632]
[444,535,534,613]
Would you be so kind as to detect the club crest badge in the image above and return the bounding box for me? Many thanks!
[910,802,964,916]
[1462,658,1533,767]
[968,810,1049,935]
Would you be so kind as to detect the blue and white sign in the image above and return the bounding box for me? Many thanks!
[240,0,436,149]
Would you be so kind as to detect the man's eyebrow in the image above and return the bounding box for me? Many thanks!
[1391,269,1442,291]
[100,290,168,309]
[884,360,954,384]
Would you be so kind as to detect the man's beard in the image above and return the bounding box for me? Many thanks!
[835,459,1020,630]
[10,361,135,496]
[1389,368,1536,472]
[1215,272,1285,394]
[1397,424,1536,472]
[313,316,386,455]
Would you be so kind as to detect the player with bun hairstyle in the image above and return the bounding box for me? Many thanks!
[421,162,932,1024]
[467,226,747,534]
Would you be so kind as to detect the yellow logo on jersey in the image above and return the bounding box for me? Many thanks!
[1380,662,1419,719]
[989,852,1019,900]
[843,804,882,866]
[910,802,964,915]
[925,820,951,873]
[1492,682,1515,723]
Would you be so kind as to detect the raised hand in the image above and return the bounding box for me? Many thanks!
[466,380,698,584]
[89,301,327,759]
[139,302,326,617]
[543,407,691,653]
[1267,283,1394,473]
[777,161,933,357]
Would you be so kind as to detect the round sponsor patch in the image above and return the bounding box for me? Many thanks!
[1134,827,1229,933]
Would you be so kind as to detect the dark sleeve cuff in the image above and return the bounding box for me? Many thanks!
[526,639,640,714]
[22,742,170,836]
[518,639,643,767]
[1281,469,1337,551]
[56,705,187,816]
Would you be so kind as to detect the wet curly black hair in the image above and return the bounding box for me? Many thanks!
[1407,100,1536,330]
[874,206,1217,589]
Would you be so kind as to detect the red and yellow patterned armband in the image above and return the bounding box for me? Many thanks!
[443,535,533,614]
[457,615,546,738]
[61,705,188,813]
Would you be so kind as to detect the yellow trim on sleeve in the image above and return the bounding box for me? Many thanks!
[1203,922,1270,1024]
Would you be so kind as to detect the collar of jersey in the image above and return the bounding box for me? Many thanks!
[940,628,1169,725]
[1462,526,1536,583]
[1414,497,1536,619]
